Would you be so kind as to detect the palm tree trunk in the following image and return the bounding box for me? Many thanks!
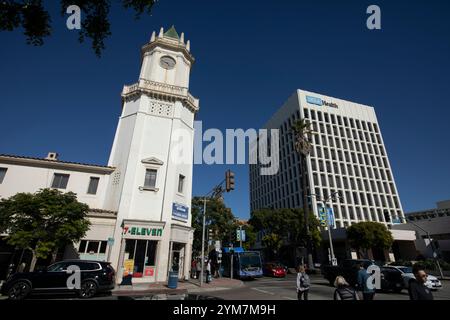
[300,154,314,269]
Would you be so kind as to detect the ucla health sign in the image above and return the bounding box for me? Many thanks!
[306,95,338,108]
[172,202,189,221]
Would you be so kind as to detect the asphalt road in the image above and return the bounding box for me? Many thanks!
[206,274,450,300]
[1,274,449,300]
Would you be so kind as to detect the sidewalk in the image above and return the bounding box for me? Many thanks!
[112,277,243,296]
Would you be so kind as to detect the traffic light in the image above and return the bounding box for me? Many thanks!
[225,170,235,192]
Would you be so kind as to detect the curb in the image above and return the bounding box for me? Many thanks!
[112,288,188,296]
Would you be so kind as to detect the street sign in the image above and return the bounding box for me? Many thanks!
[107,237,114,246]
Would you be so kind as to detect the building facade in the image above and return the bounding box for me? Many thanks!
[0,26,199,283]
[249,89,414,262]
[393,200,450,262]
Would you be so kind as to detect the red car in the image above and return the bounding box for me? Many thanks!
[263,263,287,278]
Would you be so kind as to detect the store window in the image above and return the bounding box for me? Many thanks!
[123,240,157,278]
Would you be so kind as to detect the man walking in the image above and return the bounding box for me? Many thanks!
[357,263,376,300]
[408,265,434,300]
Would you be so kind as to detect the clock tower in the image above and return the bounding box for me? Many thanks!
[104,26,199,283]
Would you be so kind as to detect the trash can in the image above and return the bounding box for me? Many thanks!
[168,271,178,289]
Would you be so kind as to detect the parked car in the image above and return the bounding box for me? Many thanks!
[380,266,404,293]
[321,259,374,286]
[383,265,442,291]
[0,260,115,300]
[263,262,287,278]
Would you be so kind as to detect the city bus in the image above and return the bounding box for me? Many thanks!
[221,247,263,279]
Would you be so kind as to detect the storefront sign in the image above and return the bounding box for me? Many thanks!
[172,202,189,221]
[122,225,163,238]
[306,95,338,108]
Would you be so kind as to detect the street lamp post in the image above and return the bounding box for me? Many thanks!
[310,192,339,266]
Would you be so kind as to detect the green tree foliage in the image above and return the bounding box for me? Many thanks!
[191,197,254,255]
[249,208,321,257]
[0,0,157,56]
[0,188,91,271]
[346,221,394,256]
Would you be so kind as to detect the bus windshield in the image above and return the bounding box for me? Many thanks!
[239,252,261,269]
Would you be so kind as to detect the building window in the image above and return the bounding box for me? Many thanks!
[178,174,185,193]
[0,167,7,184]
[78,240,108,260]
[87,177,100,195]
[51,173,69,189]
[144,169,157,189]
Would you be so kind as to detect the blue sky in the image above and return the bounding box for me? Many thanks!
[1,0,449,218]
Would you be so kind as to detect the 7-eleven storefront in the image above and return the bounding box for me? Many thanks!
[116,219,193,283]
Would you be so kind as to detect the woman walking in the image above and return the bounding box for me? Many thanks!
[333,276,359,300]
[296,265,310,300]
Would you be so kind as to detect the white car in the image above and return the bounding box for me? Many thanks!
[385,266,442,290]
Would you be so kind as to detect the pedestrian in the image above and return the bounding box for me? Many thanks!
[356,263,376,300]
[408,264,434,300]
[206,259,212,283]
[333,276,359,300]
[191,258,197,279]
[197,258,202,279]
[296,265,310,300]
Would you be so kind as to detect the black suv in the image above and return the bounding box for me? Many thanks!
[1,260,115,300]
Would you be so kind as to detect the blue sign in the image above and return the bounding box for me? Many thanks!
[318,205,327,227]
[327,208,335,227]
[306,95,323,106]
[172,203,189,220]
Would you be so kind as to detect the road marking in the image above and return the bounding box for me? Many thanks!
[251,288,275,295]
[282,296,296,300]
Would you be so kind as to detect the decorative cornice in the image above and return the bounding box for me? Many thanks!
[141,157,164,166]
[141,37,194,65]
[87,209,118,219]
[121,79,199,113]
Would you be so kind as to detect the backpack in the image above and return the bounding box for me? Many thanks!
[335,287,358,300]
[300,274,310,288]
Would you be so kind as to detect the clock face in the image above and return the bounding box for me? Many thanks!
[160,56,176,70]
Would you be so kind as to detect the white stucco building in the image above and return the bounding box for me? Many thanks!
[0,26,198,283]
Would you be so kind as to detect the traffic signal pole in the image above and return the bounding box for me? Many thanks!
[199,170,235,287]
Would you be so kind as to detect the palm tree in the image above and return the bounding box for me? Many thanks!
[291,119,316,269]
